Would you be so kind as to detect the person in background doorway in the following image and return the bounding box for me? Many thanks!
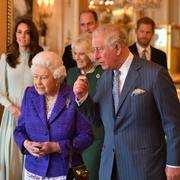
[0,17,43,180]
[62,9,99,71]
[14,51,93,180]
[67,33,104,180]
[129,16,167,69]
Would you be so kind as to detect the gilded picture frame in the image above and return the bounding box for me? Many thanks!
[7,0,14,49]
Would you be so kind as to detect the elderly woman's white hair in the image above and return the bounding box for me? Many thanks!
[31,51,67,84]
[71,33,93,61]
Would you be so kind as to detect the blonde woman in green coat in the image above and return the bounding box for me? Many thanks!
[67,33,104,180]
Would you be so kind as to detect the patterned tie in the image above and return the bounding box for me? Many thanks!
[113,70,121,113]
[142,48,147,60]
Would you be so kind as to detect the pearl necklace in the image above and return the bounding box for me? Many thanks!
[80,64,96,75]
[45,93,58,119]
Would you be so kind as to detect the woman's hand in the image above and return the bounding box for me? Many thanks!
[8,104,21,120]
[23,140,60,157]
[37,142,61,156]
[23,140,42,157]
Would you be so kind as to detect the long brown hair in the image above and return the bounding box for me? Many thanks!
[6,17,43,68]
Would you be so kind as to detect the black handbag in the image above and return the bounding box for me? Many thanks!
[66,164,89,180]
[66,148,89,180]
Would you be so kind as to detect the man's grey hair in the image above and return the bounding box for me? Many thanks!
[93,23,128,47]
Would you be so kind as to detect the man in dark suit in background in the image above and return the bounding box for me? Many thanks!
[62,9,99,70]
[129,16,167,69]
[73,24,180,180]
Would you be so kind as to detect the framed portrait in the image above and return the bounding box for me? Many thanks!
[14,0,33,22]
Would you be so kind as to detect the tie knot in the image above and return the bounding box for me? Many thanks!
[114,70,120,77]
[142,48,147,60]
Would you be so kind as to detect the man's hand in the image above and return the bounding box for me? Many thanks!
[166,166,180,180]
[73,75,88,100]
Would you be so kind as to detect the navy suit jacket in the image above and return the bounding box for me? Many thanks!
[14,83,93,177]
[79,56,180,180]
[129,43,167,69]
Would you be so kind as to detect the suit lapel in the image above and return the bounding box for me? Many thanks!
[150,46,156,63]
[116,57,141,113]
[48,83,68,124]
[32,95,47,127]
[105,71,115,116]
[131,43,139,56]
[48,94,66,124]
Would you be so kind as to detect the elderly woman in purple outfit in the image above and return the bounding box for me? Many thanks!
[14,51,93,180]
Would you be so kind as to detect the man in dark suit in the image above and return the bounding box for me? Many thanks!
[62,9,99,70]
[129,16,167,69]
[73,24,180,180]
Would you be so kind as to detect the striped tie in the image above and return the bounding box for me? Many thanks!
[113,70,120,113]
[142,48,147,60]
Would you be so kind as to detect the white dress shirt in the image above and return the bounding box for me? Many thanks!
[136,42,151,61]
[114,52,133,92]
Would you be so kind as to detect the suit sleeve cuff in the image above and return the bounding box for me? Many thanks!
[75,93,88,106]
[166,165,180,168]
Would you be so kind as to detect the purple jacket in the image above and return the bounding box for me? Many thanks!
[14,83,93,177]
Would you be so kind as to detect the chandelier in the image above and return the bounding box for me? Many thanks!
[88,0,161,10]
[36,0,55,47]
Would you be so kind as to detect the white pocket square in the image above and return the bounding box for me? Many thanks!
[131,88,146,96]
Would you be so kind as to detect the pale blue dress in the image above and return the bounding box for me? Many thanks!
[0,52,33,180]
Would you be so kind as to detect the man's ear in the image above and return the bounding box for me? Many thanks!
[115,43,121,56]
[117,50,120,56]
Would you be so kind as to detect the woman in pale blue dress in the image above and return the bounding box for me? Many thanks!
[0,18,43,180]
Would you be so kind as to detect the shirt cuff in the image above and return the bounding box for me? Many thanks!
[166,165,180,168]
[75,93,88,106]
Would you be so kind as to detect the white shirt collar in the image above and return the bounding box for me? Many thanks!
[115,52,133,75]
[136,42,150,52]
[114,52,134,91]
[136,42,151,60]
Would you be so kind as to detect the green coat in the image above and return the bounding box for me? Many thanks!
[67,65,104,180]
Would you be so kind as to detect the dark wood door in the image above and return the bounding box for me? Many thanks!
[0,105,3,124]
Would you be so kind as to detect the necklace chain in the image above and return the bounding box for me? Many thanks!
[45,93,58,118]
[81,64,96,75]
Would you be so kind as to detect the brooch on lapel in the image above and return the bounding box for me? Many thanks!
[66,98,71,108]
[96,73,100,79]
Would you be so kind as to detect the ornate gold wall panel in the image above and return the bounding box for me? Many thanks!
[0,1,7,53]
